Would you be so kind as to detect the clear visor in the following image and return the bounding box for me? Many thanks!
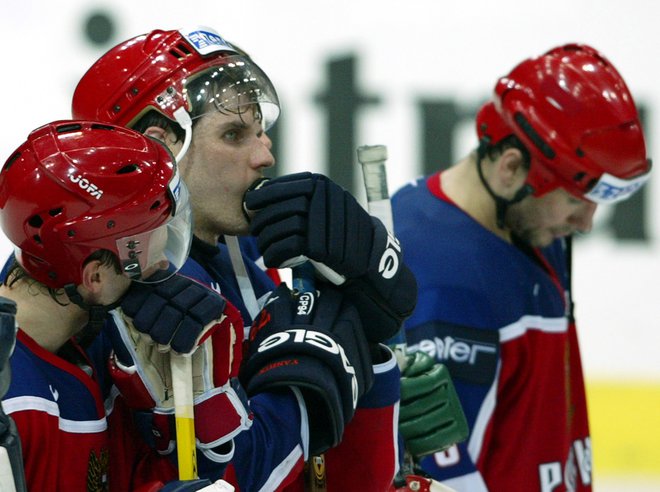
[183,55,280,131]
[116,183,193,283]
[583,168,651,204]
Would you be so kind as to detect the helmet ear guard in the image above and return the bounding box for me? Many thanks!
[476,43,651,202]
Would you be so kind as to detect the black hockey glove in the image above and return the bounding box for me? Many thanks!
[118,274,227,354]
[239,283,374,456]
[244,172,417,343]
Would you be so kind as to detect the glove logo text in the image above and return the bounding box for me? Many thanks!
[378,233,401,280]
[258,328,359,408]
[296,292,315,317]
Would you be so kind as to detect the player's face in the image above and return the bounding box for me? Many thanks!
[175,106,275,241]
[94,264,132,306]
[505,187,597,247]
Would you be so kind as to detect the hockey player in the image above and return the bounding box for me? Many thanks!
[71,26,414,490]
[391,44,651,491]
[0,120,384,491]
[0,120,198,490]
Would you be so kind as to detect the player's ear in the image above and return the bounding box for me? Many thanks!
[80,260,104,294]
[498,147,528,195]
[144,126,169,143]
[144,126,182,156]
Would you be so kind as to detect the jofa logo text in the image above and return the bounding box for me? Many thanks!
[70,174,103,199]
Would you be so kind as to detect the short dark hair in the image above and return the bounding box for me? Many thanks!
[485,135,532,170]
[4,249,121,305]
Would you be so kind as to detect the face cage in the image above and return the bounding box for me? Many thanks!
[183,56,280,131]
[115,183,193,283]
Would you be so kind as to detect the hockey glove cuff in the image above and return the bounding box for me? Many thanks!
[239,283,374,455]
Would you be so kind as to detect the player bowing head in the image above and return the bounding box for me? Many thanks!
[475,43,650,247]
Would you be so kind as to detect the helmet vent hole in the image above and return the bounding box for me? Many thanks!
[575,148,585,157]
[91,123,115,131]
[117,164,139,175]
[573,172,586,182]
[177,43,192,55]
[28,215,44,228]
[3,152,21,172]
[150,200,161,210]
[169,44,193,59]
[49,207,63,217]
[56,123,83,134]
[32,235,42,244]
[513,113,556,159]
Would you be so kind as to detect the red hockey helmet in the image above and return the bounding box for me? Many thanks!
[476,43,651,203]
[0,120,192,289]
[72,26,280,133]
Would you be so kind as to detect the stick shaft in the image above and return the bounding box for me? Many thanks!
[357,145,394,232]
[171,354,198,480]
[292,263,327,492]
[356,145,407,368]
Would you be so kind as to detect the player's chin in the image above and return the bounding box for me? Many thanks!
[228,213,252,236]
[527,231,557,248]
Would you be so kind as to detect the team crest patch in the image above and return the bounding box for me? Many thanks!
[179,27,238,56]
[87,448,109,492]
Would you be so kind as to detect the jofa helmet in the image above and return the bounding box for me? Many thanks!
[0,120,193,289]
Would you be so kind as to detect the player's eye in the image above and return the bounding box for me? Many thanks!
[223,129,243,143]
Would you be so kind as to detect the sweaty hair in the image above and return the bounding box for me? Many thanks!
[4,249,122,305]
[132,110,186,143]
[131,65,265,140]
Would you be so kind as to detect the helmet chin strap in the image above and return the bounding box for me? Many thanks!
[476,137,534,229]
[173,107,193,163]
[63,284,122,348]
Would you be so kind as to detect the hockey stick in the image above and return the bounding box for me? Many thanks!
[292,263,328,492]
[356,145,407,369]
[242,178,328,490]
[171,354,198,480]
[356,144,418,485]
[356,147,460,492]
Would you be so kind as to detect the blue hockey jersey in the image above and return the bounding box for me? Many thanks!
[392,173,591,491]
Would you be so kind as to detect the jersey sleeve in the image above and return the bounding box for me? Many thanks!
[227,389,306,491]
[323,347,401,490]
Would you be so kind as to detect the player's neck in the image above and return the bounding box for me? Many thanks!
[0,281,88,353]
[442,153,512,243]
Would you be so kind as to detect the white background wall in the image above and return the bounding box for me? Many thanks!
[2,0,659,486]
